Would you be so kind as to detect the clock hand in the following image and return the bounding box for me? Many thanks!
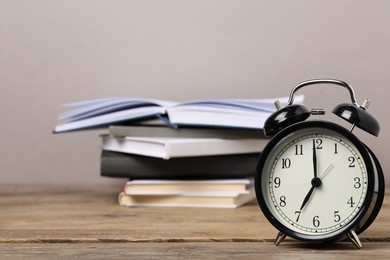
[299,177,322,210]
[300,140,319,211]
[299,164,333,211]
[319,164,334,180]
[313,139,318,178]
[300,185,315,211]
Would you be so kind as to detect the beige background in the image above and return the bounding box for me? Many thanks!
[1,0,389,184]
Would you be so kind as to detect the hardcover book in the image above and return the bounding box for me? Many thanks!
[101,150,260,179]
[122,178,254,195]
[101,135,267,159]
[108,125,265,139]
[118,188,256,208]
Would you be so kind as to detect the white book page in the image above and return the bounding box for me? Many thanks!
[59,97,176,121]
[170,95,304,112]
[54,106,166,133]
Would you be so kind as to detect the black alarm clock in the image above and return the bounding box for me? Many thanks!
[255,79,385,248]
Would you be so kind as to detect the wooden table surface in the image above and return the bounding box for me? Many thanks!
[0,184,389,259]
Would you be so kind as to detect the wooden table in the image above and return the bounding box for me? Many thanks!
[0,185,389,259]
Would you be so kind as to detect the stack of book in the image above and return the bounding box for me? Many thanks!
[54,96,304,208]
[101,125,268,208]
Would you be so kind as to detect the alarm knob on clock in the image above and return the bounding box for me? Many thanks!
[255,79,385,248]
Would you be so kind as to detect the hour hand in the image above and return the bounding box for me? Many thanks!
[300,186,315,211]
[299,164,333,211]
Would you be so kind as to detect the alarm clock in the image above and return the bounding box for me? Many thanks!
[255,79,385,248]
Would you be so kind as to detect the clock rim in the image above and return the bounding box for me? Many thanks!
[255,120,376,243]
[354,145,385,235]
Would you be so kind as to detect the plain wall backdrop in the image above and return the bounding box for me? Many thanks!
[1,0,389,184]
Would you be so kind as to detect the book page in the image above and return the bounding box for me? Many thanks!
[59,97,176,121]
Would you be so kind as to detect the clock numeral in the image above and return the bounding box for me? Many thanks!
[295,211,301,222]
[313,139,323,149]
[281,158,291,169]
[354,177,361,189]
[274,177,281,188]
[313,215,320,227]
[348,157,356,167]
[279,196,286,207]
[334,211,341,222]
[347,197,355,208]
[295,144,303,155]
[334,143,338,154]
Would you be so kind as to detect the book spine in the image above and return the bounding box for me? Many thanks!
[101,151,260,179]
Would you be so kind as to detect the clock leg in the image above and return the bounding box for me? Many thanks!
[347,230,362,249]
[274,231,287,246]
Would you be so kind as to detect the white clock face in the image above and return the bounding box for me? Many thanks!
[261,126,368,237]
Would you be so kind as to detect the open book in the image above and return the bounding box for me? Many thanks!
[53,96,304,133]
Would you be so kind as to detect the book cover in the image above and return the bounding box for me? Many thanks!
[118,188,256,208]
[101,135,266,159]
[101,150,260,179]
[109,125,265,139]
[122,178,254,195]
[53,96,304,133]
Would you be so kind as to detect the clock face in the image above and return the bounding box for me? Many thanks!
[256,121,374,241]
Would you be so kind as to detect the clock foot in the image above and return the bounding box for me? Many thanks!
[274,231,287,246]
[347,230,362,249]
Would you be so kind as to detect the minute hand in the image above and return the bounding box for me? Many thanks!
[313,139,318,178]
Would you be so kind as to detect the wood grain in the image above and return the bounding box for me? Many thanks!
[1,242,390,259]
[0,185,388,257]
